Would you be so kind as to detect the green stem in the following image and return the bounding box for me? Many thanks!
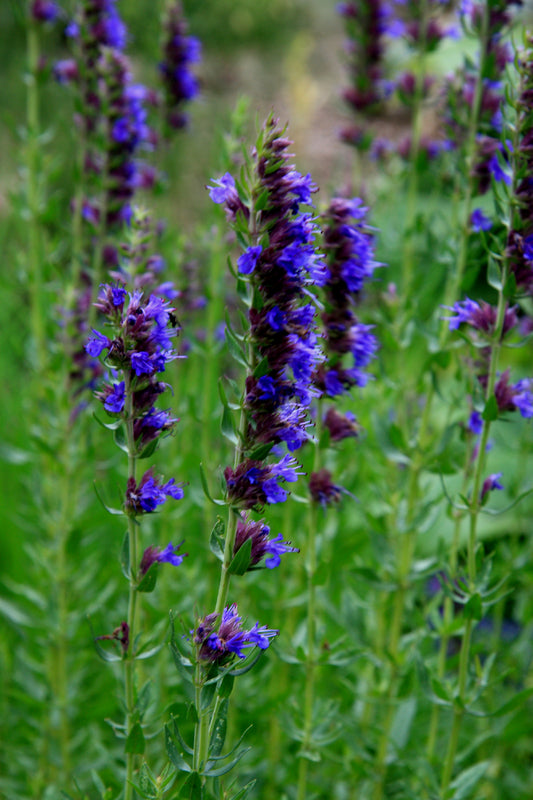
[440,278,507,793]
[26,17,45,369]
[372,378,433,800]
[124,373,139,800]
[55,444,77,784]
[193,659,210,774]
[296,403,322,800]
[201,229,226,475]
[441,4,490,318]
[426,447,472,759]
[400,0,428,304]
[88,73,111,331]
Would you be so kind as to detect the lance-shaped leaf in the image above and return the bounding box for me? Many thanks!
[165,723,192,773]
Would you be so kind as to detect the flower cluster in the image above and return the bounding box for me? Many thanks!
[444,1,521,192]
[209,115,326,508]
[159,1,201,131]
[86,283,184,510]
[31,0,60,23]
[125,469,184,515]
[479,370,533,420]
[338,0,389,147]
[314,197,378,398]
[106,208,179,298]
[139,541,186,575]
[445,297,532,422]
[224,455,304,510]
[233,512,299,569]
[56,2,155,230]
[97,49,153,229]
[506,33,533,295]
[194,604,278,663]
[309,468,344,507]
[443,298,517,336]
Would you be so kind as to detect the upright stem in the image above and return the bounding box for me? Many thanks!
[296,402,322,800]
[26,17,46,369]
[214,403,248,618]
[124,373,139,800]
[441,4,490,317]
[401,0,428,304]
[194,294,254,775]
[440,278,507,793]
[201,229,226,475]
[372,377,433,800]
[425,445,472,759]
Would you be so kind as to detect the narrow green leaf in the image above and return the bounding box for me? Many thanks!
[137,680,152,717]
[209,517,225,561]
[227,779,257,800]
[204,747,251,777]
[92,413,123,431]
[247,442,272,461]
[221,404,238,446]
[225,325,248,368]
[170,716,194,756]
[136,643,163,660]
[139,438,158,460]
[199,463,226,506]
[120,530,130,579]
[218,673,234,699]
[450,761,489,800]
[209,698,229,758]
[390,697,417,751]
[503,271,517,298]
[487,257,502,290]
[179,771,202,799]
[165,723,192,772]
[125,722,145,755]
[92,638,123,663]
[253,356,269,379]
[464,593,483,621]
[93,481,125,516]
[492,687,533,717]
[113,424,129,454]
[136,563,159,593]
[228,649,263,676]
[200,680,217,711]
[0,598,33,627]
[481,395,498,422]
[169,641,194,682]
[138,761,156,795]
[228,537,252,575]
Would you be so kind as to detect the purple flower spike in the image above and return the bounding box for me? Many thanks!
[468,410,483,435]
[208,173,237,204]
[140,541,187,575]
[194,603,278,663]
[237,246,263,275]
[86,330,111,358]
[31,0,59,22]
[131,351,154,376]
[309,469,343,507]
[160,1,201,131]
[126,469,185,515]
[513,379,533,419]
[314,196,380,397]
[103,381,126,413]
[488,154,511,185]
[444,298,517,337]
[233,513,299,569]
[470,209,493,233]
